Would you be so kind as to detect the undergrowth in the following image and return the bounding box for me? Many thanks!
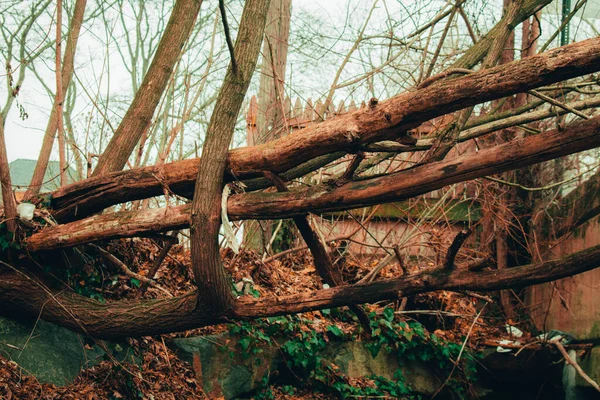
[229,306,479,399]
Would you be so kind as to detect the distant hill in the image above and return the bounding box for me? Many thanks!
[2,159,78,201]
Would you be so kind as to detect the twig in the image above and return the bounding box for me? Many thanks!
[528,89,590,120]
[161,336,172,370]
[444,229,472,269]
[431,303,486,399]
[219,0,237,74]
[141,232,179,293]
[417,68,473,89]
[340,152,365,181]
[358,252,396,283]
[91,244,172,297]
[463,291,494,303]
[482,340,593,351]
[552,338,600,392]
[393,245,408,275]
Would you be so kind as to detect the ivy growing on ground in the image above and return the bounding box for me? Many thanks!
[0,222,20,253]
[229,306,479,399]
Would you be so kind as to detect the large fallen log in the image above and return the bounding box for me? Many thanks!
[46,37,600,222]
[3,240,600,338]
[27,114,600,251]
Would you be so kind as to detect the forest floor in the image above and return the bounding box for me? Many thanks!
[0,238,538,399]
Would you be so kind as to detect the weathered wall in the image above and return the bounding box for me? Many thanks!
[528,217,600,339]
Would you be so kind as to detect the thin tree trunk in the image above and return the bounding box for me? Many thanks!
[255,0,290,143]
[190,0,271,313]
[0,115,17,234]
[245,0,291,252]
[92,0,203,176]
[55,0,67,187]
[25,0,87,198]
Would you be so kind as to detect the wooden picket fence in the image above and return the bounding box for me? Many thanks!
[246,95,370,146]
[244,95,479,256]
[245,94,453,145]
[245,95,476,200]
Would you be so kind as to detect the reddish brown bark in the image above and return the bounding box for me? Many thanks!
[25,0,87,198]
[0,115,17,234]
[92,0,203,176]
[26,114,600,251]
[45,37,600,222]
[4,240,600,338]
[190,0,271,313]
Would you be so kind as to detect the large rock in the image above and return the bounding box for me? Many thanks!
[0,315,129,385]
[574,346,600,399]
[322,341,440,395]
[170,333,279,399]
[170,333,440,399]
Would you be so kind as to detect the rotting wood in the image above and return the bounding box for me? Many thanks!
[26,114,600,251]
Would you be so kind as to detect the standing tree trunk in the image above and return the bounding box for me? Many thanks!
[25,0,87,198]
[92,0,203,176]
[494,0,518,321]
[245,0,291,252]
[0,113,17,234]
[255,0,291,144]
[191,0,271,313]
[55,0,67,187]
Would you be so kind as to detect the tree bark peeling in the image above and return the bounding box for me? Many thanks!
[26,115,600,251]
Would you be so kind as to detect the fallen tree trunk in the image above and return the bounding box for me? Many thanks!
[541,165,600,240]
[3,240,600,338]
[45,37,600,222]
[27,114,600,251]
[365,96,600,153]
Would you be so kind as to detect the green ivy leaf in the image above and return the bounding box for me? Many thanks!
[239,337,251,351]
[327,325,344,338]
[383,307,395,322]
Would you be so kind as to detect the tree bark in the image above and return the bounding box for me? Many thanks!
[24,0,87,198]
[190,0,271,313]
[245,0,291,252]
[255,0,290,143]
[26,114,600,251]
[92,0,203,176]
[450,0,548,69]
[44,37,600,222]
[0,114,17,234]
[4,239,600,339]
